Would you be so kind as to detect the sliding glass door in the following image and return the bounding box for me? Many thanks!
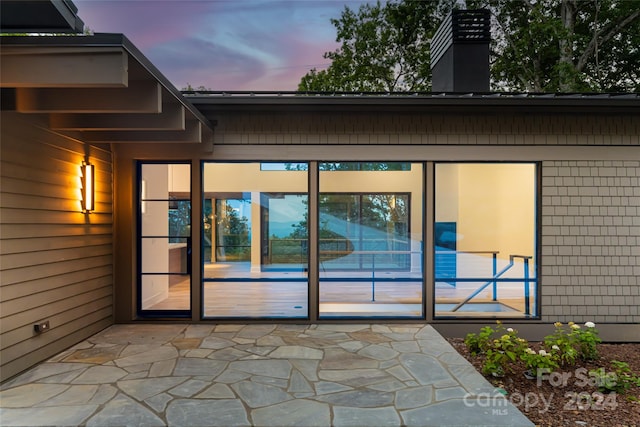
[201,161,423,319]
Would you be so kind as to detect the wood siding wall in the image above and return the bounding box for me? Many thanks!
[211,112,640,146]
[0,112,113,382]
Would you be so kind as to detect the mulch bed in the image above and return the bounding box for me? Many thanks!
[447,339,640,427]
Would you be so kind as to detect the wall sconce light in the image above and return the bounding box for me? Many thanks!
[82,162,95,212]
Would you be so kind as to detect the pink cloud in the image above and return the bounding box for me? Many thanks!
[76,0,361,91]
[77,1,209,49]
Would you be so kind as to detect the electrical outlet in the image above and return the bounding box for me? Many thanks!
[34,321,50,333]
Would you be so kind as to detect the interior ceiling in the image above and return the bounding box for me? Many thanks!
[0,41,214,144]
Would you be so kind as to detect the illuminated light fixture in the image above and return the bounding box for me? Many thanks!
[82,162,95,212]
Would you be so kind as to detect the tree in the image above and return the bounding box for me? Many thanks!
[472,0,640,92]
[182,84,212,91]
[215,200,250,261]
[299,0,640,92]
[168,200,191,243]
[298,0,455,92]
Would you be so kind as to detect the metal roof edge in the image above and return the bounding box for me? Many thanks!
[183,90,640,102]
[184,91,640,113]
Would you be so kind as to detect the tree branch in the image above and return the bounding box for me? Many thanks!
[576,9,640,72]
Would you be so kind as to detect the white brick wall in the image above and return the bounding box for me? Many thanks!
[541,161,640,323]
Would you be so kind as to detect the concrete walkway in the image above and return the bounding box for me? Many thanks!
[0,324,533,427]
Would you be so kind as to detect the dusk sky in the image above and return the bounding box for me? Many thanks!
[75,0,371,91]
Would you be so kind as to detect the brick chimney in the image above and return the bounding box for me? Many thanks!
[430,9,491,92]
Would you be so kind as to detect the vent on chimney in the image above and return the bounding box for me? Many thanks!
[430,9,491,92]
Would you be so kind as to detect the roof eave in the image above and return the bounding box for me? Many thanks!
[1,34,215,144]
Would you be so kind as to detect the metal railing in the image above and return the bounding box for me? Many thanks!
[436,250,499,297]
[319,250,420,301]
[449,254,534,315]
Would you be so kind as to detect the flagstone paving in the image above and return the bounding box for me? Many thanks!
[0,324,533,426]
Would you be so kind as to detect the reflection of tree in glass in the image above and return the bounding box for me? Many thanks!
[283,163,308,171]
[216,200,250,261]
[319,162,410,171]
[271,198,309,260]
[288,197,309,240]
[275,198,353,263]
[359,195,409,256]
[168,200,190,243]
[318,194,408,233]
[202,200,213,261]
[316,193,409,261]
[267,192,410,267]
[362,194,407,231]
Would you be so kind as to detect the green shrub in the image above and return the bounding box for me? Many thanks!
[544,322,578,366]
[590,360,640,394]
[463,321,526,376]
[478,323,527,376]
[464,325,494,355]
[520,347,559,374]
[570,321,601,361]
[465,320,606,380]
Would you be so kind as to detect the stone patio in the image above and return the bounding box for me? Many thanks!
[0,324,533,426]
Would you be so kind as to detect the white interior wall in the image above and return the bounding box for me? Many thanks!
[456,164,536,267]
[168,164,191,192]
[435,164,459,222]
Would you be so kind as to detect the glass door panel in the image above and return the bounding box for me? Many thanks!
[318,162,424,319]
[138,163,191,315]
[202,162,309,319]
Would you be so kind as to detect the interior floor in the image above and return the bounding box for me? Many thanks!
[147,263,536,318]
